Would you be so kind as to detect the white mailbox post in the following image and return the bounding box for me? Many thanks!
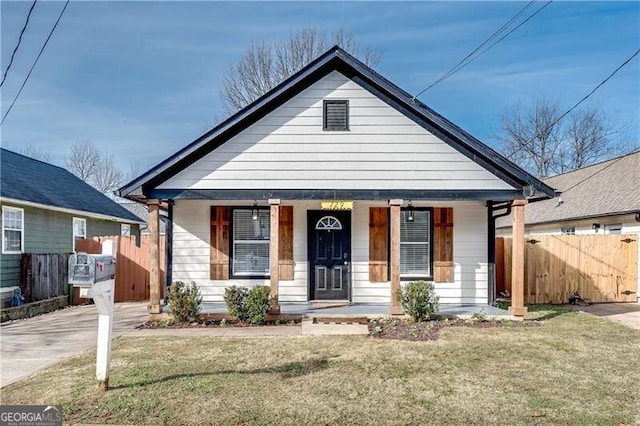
[69,240,116,391]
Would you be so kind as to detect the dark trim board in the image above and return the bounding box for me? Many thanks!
[149,189,524,201]
[118,46,556,201]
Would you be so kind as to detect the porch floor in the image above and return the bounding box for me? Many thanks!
[196,302,509,317]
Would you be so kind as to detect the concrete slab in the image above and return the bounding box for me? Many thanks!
[0,302,147,387]
[125,326,302,338]
[565,302,640,330]
[300,322,369,336]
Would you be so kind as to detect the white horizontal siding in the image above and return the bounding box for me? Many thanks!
[172,200,489,305]
[158,71,515,192]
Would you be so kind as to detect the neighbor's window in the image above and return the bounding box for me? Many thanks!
[232,209,270,277]
[323,100,349,131]
[121,223,131,236]
[2,206,24,254]
[560,226,575,235]
[73,217,86,252]
[605,224,622,235]
[400,209,431,278]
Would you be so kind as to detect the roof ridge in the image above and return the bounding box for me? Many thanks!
[545,149,640,181]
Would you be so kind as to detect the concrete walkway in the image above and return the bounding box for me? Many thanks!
[0,302,148,387]
[566,302,640,330]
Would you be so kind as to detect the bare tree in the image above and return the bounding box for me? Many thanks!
[220,28,382,113]
[92,153,123,195]
[498,97,635,178]
[498,98,562,179]
[20,144,52,162]
[65,139,123,196]
[65,139,101,182]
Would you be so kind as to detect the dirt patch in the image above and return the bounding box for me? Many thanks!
[139,318,301,329]
[368,317,539,341]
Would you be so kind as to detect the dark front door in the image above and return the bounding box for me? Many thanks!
[308,210,351,301]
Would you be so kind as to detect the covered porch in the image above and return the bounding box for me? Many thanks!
[143,196,529,318]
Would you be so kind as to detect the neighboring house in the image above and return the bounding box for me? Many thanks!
[118,201,167,234]
[0,148,144,288]
[119,46,554,315]
[496,151,640,302]
[496,151,640,236]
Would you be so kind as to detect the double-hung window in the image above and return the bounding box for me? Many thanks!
[73,217,86,252]
[2,206,24,254]
[400,209,432,278]
[232,209,270,277]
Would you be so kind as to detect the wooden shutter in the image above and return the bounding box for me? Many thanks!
[278,206,294,280]
[210,206,230,280]
[369,207,389,282]
[433,207,454,282]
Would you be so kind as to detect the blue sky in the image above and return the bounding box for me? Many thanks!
[1,1,638,174]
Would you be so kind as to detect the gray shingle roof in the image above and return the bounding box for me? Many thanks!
[496,151,640,227]
[1,148,143,223]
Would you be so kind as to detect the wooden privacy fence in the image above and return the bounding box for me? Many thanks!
[19,253,70,303]
[496,234,638,304]
[75,235,165,302]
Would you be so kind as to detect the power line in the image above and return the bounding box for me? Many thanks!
[514,48,640,184]
[1,0,38,88]
[413,0,553,100]
[1,0,69,126]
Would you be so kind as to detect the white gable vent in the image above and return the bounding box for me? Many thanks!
[323,100,349,131]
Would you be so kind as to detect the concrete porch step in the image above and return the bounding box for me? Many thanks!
[300,318,369,336]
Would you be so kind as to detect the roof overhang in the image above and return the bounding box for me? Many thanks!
[118,46,556,202]
[0,197,146,225]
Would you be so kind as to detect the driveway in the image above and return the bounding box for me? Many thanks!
[567,302,640,330]
[0,302,147,387]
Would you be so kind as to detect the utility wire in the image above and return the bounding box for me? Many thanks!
[1,0,38,88]
[413,0,553,100]
[1,0,69,126]
[516,48,640,186]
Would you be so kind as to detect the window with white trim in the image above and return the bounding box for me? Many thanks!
[2,206,24,254]
[605,224,622,235]
[232,209,270,277]
[400,209,431,278]
[560,226,575,235]
[121,223,131,236]
[73,217,86,252]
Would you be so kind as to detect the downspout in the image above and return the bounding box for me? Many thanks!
[487,201,512,306]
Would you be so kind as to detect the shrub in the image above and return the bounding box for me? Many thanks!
[396,280,439,322]
[224,285,273,324]
[224,286,249,322]
[168,281,202,323]
[246,285,272,324]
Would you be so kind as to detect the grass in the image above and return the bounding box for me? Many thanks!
[2,307,640,425]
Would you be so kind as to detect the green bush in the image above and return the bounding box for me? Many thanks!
[223,285,272,324]
[224,286,249,322]
[396,280,439,322]
[246,285,272,324]
[168,281,202,323]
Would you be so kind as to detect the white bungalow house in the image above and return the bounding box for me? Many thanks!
[119,46,555,317]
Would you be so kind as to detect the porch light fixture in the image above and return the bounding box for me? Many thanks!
[635,212,640,223]
[592,223,600,232]
[252,202,258,221]
[406,201,415,222]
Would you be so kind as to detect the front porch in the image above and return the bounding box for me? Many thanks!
[189,302,509,319]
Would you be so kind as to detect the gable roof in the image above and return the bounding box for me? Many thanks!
[118,46,555,200]
[496,151,640,227]
[1,148,143,223]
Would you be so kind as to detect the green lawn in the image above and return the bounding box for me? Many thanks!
[2,308,639,425]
